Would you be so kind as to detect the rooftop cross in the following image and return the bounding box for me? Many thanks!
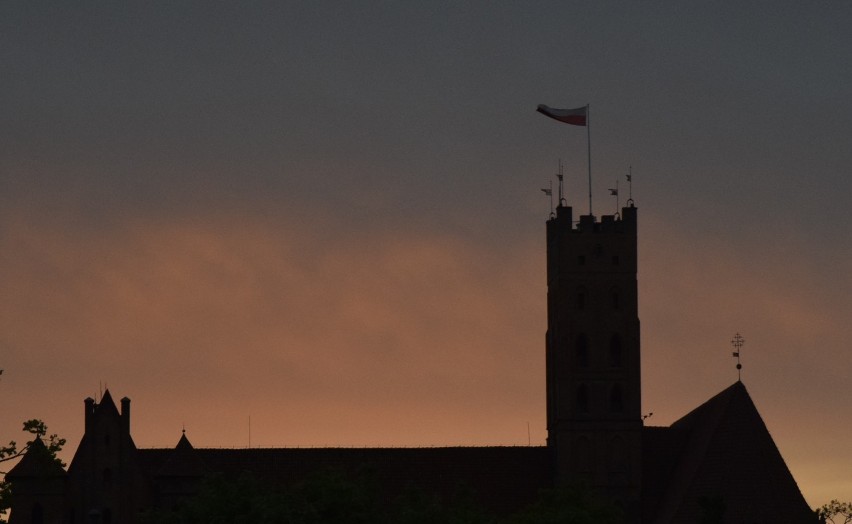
[731,332,745,381]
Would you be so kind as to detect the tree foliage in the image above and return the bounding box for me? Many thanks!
[138,468,497,524]
[818,500,852,524]
[503,485,622,524]
[0,420,66,523]
[0,420,66,471]
[138,469,627,524]
[697,495,726,524]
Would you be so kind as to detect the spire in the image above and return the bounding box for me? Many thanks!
[93,389,120,418]
[176,431,194,451]
[155,430,206,478]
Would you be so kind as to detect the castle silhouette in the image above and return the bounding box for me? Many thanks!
[7,204,815,523]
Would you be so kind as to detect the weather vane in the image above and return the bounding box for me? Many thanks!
[626,166,634,206]
[731,332,745,381]
[542,159,568,218]
[608,180,619,217]
[541,181,554,218]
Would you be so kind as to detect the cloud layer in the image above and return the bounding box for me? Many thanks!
[3,203,849,505]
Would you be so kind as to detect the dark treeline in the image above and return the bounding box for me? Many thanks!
[138,468,622,524]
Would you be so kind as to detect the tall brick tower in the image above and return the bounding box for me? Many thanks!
[545,203,641,511]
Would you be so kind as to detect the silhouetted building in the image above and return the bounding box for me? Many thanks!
[6,204,816,523]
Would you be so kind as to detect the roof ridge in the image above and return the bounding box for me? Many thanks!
[670,381,744,430]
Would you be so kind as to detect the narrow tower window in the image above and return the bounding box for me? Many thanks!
[577,287,586,310]
[576,384,590,413]
[609,335,623,368]
[576,334,589,368]
[610,384,624,413]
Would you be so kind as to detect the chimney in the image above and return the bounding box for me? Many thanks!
[120,397,131,434]
[84,397,95,434]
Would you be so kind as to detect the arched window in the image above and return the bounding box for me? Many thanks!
[576,287,586,310]
[609,335,623,368]
[611,288,620,310]
[103,468,112,488]
[576,384,590,413]
[610,384,625,413]
[576,334,589,368]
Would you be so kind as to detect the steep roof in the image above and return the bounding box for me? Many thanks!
[96,389,119,417]
[651,381,815,523]
[5,437,67,479]
[154,432,208,478]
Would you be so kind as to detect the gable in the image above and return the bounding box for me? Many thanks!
[5,438,67,480]
[653,382,814,523]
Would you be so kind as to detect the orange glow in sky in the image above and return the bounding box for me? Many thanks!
[3,1,852,510]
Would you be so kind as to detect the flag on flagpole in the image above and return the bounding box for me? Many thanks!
[536,104,587,126]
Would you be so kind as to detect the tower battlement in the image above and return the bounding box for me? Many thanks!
[549,204,637,235]
[547,205,638,283]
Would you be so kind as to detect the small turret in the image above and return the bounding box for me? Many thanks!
[5,438,67,524]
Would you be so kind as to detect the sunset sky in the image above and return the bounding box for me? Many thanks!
[2,1,851,508]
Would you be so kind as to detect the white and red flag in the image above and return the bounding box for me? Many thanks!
[536,104,587,126]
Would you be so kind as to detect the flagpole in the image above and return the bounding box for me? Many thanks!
[586,104,592,216]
